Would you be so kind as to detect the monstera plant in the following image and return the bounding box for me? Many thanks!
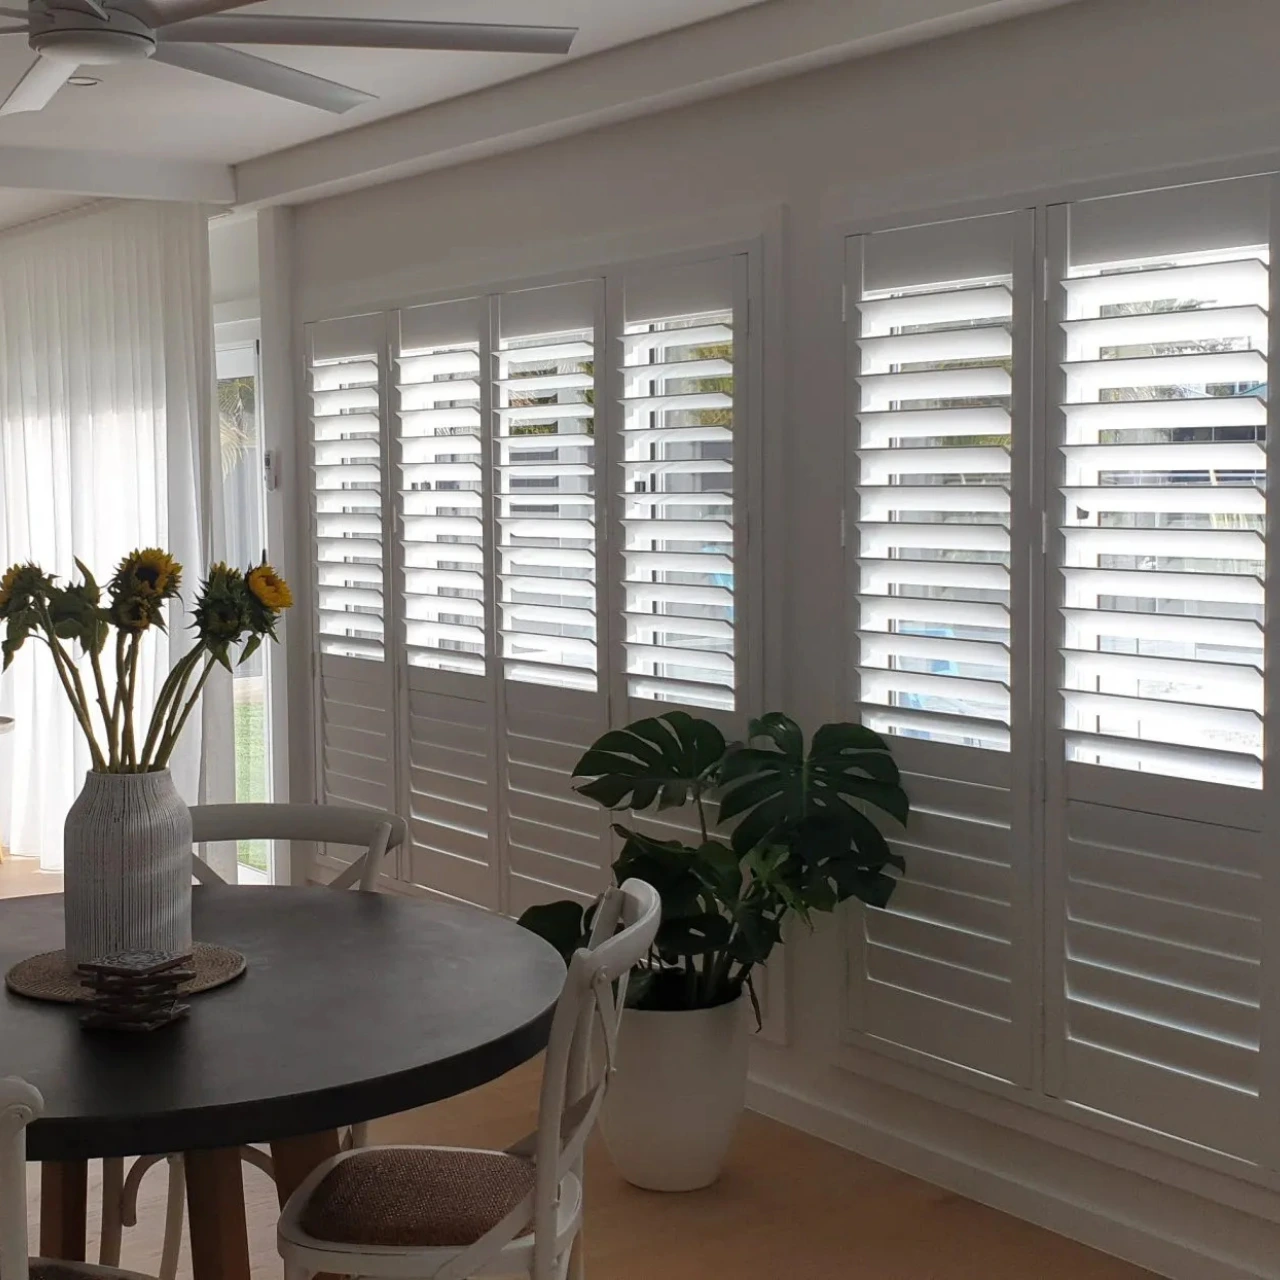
[520,710,910,1020]
[520,709,910,1193]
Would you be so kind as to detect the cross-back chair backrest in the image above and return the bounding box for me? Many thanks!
[435,878,660,1280]
[0,1077,42,1280]
[189,804,408,890]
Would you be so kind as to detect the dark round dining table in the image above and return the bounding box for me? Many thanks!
[0,885,566,1280]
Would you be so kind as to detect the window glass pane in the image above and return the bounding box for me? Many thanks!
[217,343,272,877]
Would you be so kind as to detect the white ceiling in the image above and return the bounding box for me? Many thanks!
[0,0,1083,229]
[0,0,769,164]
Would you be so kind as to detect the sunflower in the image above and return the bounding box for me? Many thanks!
[194,563,251,643]
[246,563,293,613]
[112,548,182,601]
[0,562,51,617]
[112,596,156,632]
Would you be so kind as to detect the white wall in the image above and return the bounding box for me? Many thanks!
[209,211,259,324]
[286,1,1280,1275]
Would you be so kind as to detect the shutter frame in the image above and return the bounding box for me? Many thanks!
[844,212,1037,1089]
[306,313,398,858]
[1042,178,1275,1162]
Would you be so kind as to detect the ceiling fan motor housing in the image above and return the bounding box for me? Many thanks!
[29,4,156,63]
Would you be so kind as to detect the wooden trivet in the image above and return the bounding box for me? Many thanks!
[5,942,246,1005]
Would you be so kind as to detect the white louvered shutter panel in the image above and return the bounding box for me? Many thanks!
[846,213,1035,1084]
[307,314,396,820]
[495,282,611,913]
[395,299,500,908]
[1044,176,1274,1159]
[616,255,747,717]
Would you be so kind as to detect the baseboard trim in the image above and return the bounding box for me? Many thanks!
[746,1072,1280,1280]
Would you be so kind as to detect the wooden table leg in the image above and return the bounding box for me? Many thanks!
[270,1130,342,1208]
[271,1132,343,1280]
[39,1160,88,1261]
[185,1148,250,1280]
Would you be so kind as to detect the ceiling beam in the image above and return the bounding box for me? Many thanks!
[0,144,234,203]
[233,0,1083,208]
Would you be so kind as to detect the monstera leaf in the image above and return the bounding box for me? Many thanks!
[572,711,726,811]
[517,900,590,964]
[717,714,909,908]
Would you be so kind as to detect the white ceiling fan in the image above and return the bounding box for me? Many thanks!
[0,0,577,115]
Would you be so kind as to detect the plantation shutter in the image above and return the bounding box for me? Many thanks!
[845,213,1035,1084]
[395,298,500,908]
[614,254,749,719]
[495,282,612,914]
[1044,176,1275,1159]
[306,314,396,821]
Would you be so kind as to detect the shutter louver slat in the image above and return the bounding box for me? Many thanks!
[405,680,498,907]
[396,317,486,677]
[496,302,598,691]
[620,300,738,713]
[854,258,1013,751]
[310,323,386,662]
[1056,237,1270,789]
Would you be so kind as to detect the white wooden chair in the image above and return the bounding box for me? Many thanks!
[1,1077,155,1280]
[188,802,408,891]
[99,802,408,1280]
[276,878,661,1280]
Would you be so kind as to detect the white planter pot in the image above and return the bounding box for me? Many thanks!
[601,992,749,1191]
[63,770,193,967]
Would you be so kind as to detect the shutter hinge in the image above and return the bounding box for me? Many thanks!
[1041,511,1049,555]
[1042,257,1050,302]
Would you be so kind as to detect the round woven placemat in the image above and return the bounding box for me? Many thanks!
[5,943,247,1005]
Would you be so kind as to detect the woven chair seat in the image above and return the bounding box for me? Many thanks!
[298,1147,537,1249]
[30,1261,151,1280]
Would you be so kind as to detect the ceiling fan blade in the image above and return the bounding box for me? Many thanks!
[0,55,74,114]
[0,6,29,16]
[147,0,261,24]
[0,25,30,32]
[152,42,374,112]
[157,15,577,55]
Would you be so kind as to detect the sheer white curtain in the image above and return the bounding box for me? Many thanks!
[0,200,231,869]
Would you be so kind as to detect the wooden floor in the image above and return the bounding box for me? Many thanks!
[3,856,1154,1279]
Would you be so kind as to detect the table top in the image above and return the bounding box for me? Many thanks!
[0,886,565,1161]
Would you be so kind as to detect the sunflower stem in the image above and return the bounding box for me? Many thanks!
[154,648,203,766]
[37,605,106,772]
[154,657,216,769]
[88,645,118,769]
[120,635,142,770]
[110,628,126,753]
[140,647,202,771]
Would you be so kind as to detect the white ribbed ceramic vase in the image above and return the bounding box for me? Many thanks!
[62,770,193,967]
[600,993,750,1191]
